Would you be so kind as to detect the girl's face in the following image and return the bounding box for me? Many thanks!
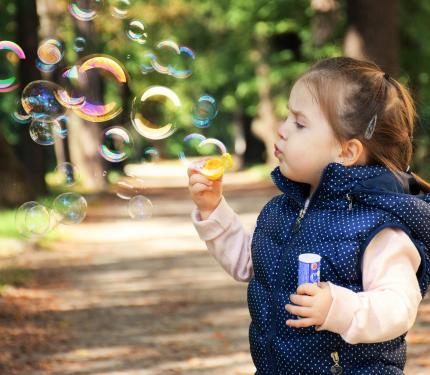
[275,79,342,192]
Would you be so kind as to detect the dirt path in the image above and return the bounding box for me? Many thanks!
[1,186,430,374]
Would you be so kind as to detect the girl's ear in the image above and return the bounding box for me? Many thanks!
[337,139,366,166]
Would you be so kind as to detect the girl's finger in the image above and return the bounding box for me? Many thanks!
[189,173,213,187]
[296,283,319,296]
[191,183,213,194]
[285,304,312,318]
[286,317,315,328]
[289,294,313,307]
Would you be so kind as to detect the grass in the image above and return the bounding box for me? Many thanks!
[0,268,34,291]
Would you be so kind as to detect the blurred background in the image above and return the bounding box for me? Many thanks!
[1,0,430,374]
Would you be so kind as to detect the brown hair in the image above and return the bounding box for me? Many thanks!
[298,56,430,193]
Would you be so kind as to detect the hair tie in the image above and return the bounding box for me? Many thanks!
[383,72,391,81]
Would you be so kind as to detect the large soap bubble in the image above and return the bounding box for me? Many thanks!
[0,41,26,93]
[73,55,128,122]
[131,86,181,140]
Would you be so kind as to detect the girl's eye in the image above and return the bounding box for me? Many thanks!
[295,122,305,129]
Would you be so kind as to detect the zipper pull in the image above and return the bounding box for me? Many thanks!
[292,208,305,233]
[346,194,353,211]
[292,198,310,233]
[330,351,343,374]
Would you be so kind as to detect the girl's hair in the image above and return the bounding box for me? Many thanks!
[299,56,430,193]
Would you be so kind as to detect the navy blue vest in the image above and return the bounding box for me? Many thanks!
[248,162,430,374]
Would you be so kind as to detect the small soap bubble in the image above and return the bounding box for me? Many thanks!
[0,41,26,92]
[131,86,181,140]
[73,37,86,52]
[29,119,62,146]
[142,146,160,163]
[68,0,103,22]
[53,192,87,225]
[37,39,64,66]
[54,115,69,139]
[128,195,153,220]
[126,20,147,44]
[11,99,31,124]
[110,0,131,19]
[54,162,80,187]
[140,53,156,75]
[99,126,133,163]
[15,201,51,238]
[22,80,66,120]
[192,95,218,128]
[114,175,144,200]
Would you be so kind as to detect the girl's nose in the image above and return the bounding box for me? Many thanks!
[278,122,288,140]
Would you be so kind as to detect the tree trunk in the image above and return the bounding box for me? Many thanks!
[14,0,48,198]
[311,0,339,47]
[344,0,399,75]
[250,39,280,167]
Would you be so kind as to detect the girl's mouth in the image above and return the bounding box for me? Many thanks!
[274,144,282,158]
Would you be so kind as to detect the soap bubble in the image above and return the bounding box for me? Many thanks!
[192,95,218,128]
[56,66,86,109]
[29,119,62,146]
[74,55,127,122]
[54,115,69,139]
[126,20,147,44]
[140,53,156,75]
[15,201,51,238]
[114,175,145,200]
[0,41,26,92]
[99,126,133,162]
[128,195,153,220]
[73,37,86,52]
[11,99,31,124]
[54,162,79,186]
[110,0,131,18]
[53,192,87,225]
[68,0,103,21]
[22,80,66,120]
[142,146,160,163]
[37,39,64,65]
[178,133,207,166]
[151,41,195,78]
[131,86,181,140]
[179,135,232,180]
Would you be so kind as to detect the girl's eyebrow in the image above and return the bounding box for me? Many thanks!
[287,103,309,121]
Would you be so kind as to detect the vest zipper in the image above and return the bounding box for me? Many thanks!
[330,351,343,374]
[292,197,311,233]
[346,193,353,211]
[268,197,311,372]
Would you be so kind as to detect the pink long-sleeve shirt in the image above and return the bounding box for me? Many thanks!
[191,196,423,345]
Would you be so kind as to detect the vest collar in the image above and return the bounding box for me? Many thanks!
[271,162,418,207]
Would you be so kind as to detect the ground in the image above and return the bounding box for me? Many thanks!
[0,179,430,374]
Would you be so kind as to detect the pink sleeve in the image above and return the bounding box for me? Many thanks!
[316,227,423,344]
[191,196,254,282]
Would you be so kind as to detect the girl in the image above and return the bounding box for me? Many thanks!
[188,57,430,374]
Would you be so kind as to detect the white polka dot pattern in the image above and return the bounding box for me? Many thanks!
[247,163,430,374]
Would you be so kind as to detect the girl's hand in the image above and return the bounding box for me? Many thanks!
[285,282,333,328]
[188,162,223,220]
